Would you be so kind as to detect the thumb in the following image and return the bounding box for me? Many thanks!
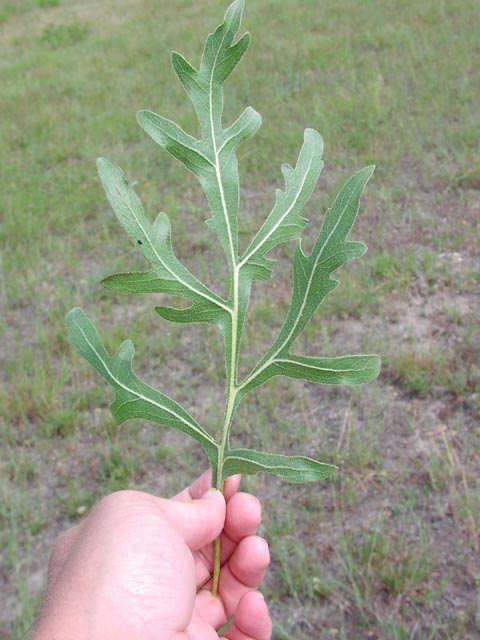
[162,488,226,550]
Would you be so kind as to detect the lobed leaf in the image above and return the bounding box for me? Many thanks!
[200,0,248,86]
[276,165,375,348]
[65,307,218,463]
[240,165,378,394]
[97,157,230,327]
[138,0,260,265]
[240,128,324,280]
[240,354,381,396]
[222,448,337,483]
[67,0,379,499]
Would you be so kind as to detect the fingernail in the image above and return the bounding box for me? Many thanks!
[202,488,218,499]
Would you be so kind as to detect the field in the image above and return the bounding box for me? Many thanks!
[1,0,479,637]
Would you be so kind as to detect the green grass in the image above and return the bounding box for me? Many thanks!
[1,0,480,638]
[39,21,90,49]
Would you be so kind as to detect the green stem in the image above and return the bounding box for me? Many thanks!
[212,264,241,597]
[211,454,224,596]
[211,388,238,596]
[212,539,221,596]
[212,502,222,596]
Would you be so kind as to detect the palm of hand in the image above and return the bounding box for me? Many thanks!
[35,472,271,640]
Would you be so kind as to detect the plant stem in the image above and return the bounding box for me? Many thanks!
[211,482,224,595]
[212,385,239,596]
[212,511,222,597]
[212,263,242,596]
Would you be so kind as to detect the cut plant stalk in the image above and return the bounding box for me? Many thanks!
[66,0,380,602]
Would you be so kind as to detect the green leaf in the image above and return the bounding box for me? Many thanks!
[240,354,381,395]
[223,448,337,483]
[277,165,375,349]
[240,128,324,280]
[138,0,261,265]
[67,0,380,499]
[65,307,218,463]
[273,354,381,384]
[200,0,249,86]
[241,166,376,394]
[135,111,213,179]
[97,157,230,327]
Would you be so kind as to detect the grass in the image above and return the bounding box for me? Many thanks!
[39,21,90,49]
[1,0,479,638]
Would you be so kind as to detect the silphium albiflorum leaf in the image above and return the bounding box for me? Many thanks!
[222,449,337,483]
[65,308,218,467]
[239,128,324,281]
[238,166,380,397]
[97,157,230,328]
[67,0,380,511]
[137,0,261,267]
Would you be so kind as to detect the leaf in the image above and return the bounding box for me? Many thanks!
[65,308,218,463]
[138,0,261,264]
[200,0,249,86]
[240,354,381,395]
[97,157,230,327]
[222,448,337,483]
[273,354,381,384]
[67,0,380,500]
[219,107,262,159]
[135,111,213,179]
[241,166,376,394]
[277,165,375,348]
[240,128,324,280]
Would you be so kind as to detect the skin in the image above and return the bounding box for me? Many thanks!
[32,471,272,640]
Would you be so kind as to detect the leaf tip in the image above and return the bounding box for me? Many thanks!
[230,0,245,14]
[223,0,246,36]
[116,339,135,361]
[324,464,338,478]
[96,157,124,188]
[369,354,382,380]
[362,164,376,181]
[304,127,323,149]
[96,156,108,169]
[239,30,251,46]
[171,50,198,75]
[99,275,113,290]
[65,306,83,326]
[136,110,150,127]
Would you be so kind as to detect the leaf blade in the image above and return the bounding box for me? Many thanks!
[136,111,214,178]
[65,307,218,461]
[275,354,381,384]
[240,128,324,280]
[223,448,337,483]
[240,165,375,394]
[97,157,230,326]
[240,354,381,395]
[279,165,375,348]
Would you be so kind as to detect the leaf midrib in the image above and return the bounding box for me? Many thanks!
[275,357,375,373]
[208,23,236,266]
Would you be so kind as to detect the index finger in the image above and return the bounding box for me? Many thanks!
[173,470,242,502]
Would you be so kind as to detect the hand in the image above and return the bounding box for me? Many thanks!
[33,471,271,640]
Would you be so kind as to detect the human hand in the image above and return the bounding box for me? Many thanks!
[32,471,271,640]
